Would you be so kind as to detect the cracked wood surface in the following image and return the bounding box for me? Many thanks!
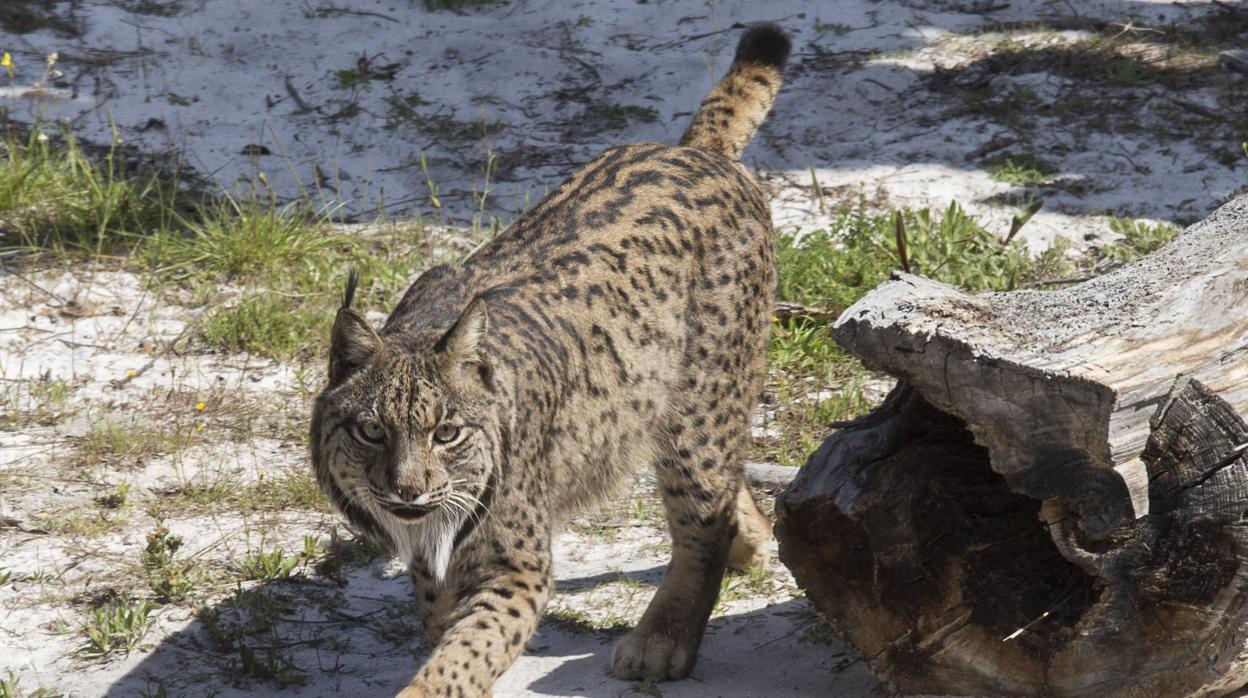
[776,196,1248,697]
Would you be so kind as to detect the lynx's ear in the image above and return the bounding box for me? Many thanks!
[437,297,489,368]
[329,271,383,385]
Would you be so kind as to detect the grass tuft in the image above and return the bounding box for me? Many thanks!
[236,548,301,581]
[145,195,344,282]
[983,152,1058,186]
[1101,217,1178,262]
[80,599,158,659]
[758,201,1078,466]
[0,123,179,255]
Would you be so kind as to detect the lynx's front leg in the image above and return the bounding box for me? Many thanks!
[399,527,552,698]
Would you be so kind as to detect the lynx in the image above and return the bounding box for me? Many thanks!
[310,22,790,697]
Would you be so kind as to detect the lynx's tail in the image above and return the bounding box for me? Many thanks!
[679,22,790,160]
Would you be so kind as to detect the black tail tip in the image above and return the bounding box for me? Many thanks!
[734,22,791,71]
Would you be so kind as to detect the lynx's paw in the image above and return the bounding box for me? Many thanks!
[611,620,698,681]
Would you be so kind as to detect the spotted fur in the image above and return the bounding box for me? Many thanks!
[310,22,790,697]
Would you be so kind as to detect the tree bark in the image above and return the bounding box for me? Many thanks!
[775,196,1248,697]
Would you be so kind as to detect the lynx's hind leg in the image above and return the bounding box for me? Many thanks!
[728,482,772,571]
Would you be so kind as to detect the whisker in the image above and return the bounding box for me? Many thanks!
[449,491,488,528]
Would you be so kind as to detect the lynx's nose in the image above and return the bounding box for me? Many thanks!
[395,484,423,504]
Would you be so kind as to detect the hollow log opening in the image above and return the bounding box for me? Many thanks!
[777,385,1098,695]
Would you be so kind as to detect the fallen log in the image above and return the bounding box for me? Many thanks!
[775,196,1248,697]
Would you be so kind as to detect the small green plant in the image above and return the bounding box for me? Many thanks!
[983,152,1057,186]
[579,103,659,131]
[237,646,307,686]
[237,548,300,581]
[138,681,170,698]
[718,564,772,604]
[544,606,632,634]
[200,587,309,687]
[95,482,132,509]
[814,19,853,35]
[142,526,183,570]
[143,526,196,602]
[333,55,398,91]
[1103,57,1150,86]
[797,614,840,645]
[1100,217,1178,262]
[0,570,12,586]
[80,599,158,659]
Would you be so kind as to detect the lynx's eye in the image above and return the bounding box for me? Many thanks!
[432,424,461,445]
[353,419,386,446]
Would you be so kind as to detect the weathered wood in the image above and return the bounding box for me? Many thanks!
[775,195,1248,697]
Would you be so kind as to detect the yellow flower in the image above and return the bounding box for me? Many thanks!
[196,401,205,411]
[196,423,204,431]
[1,53,13,79]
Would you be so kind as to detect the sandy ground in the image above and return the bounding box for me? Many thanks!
[0,266,861,697]
[2,0,1246,697]
[1,0,1242,239]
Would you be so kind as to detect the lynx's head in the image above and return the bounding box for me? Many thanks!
[310,272,504,580]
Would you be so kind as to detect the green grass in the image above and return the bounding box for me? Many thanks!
[142,195,427,360]
[0,377,74,428]
[1101,217,1178,262]
[757,378,873,467]
[76,419,195,469]
[758,201,1077,465]
[0,124,180,254]
[199,587,309,687]
[236,548,301,581]
[155,470,328,518]
[116,1,185,17]
[199,293,330,359]
[0,123,426,362]
[718,564,773,604]
[983,152,1058,186]
[543,605,633,634]
[80,599,158,659]
[45,509,124,538]
[145,196,345,281]
[776,202,1060,313]
[0,669,63,698]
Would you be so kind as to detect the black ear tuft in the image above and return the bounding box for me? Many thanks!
[329,270,382,386]
[343,268,361,309]
[734,22,791,72]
